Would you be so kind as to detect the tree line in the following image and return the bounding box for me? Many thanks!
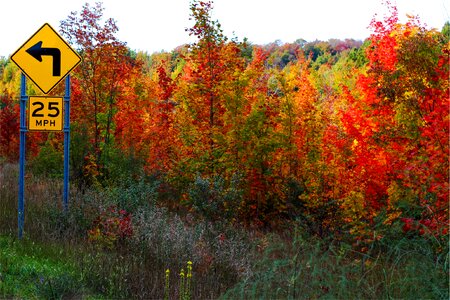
[1,1,448,242]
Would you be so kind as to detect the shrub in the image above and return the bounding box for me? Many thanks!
[88,205,133,249]
[188,173,244,222]
[29,137,63,179]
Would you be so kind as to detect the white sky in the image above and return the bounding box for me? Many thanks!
[1,0,448,57]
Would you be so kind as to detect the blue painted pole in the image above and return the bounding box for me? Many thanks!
[63,75,70,211]
[18,73,27,239]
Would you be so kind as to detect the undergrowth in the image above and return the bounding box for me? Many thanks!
[221,231,449,299]
[0,163,256,299]
[1,163,448,299]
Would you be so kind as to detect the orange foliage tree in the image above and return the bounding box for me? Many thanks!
[60,2,139,183]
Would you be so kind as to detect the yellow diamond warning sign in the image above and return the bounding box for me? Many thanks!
[28,96,63,131]
[11,23,81,94]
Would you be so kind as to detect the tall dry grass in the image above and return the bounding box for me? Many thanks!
[0,162,257,299]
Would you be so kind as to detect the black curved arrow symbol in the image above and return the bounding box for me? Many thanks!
[26,41,61,76]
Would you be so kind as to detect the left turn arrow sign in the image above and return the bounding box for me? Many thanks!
[10,23,81,94]
[26,41,61,77]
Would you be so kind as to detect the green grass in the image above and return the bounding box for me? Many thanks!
[0,235,100,299]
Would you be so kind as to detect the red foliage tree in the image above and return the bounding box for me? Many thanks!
[325,3,449,238]
[0,93,19,161]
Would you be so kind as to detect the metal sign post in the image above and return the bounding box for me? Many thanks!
[13,23,80,238]
[63,75,71,211]
[18,74,27,239]
[17,74,72,238]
